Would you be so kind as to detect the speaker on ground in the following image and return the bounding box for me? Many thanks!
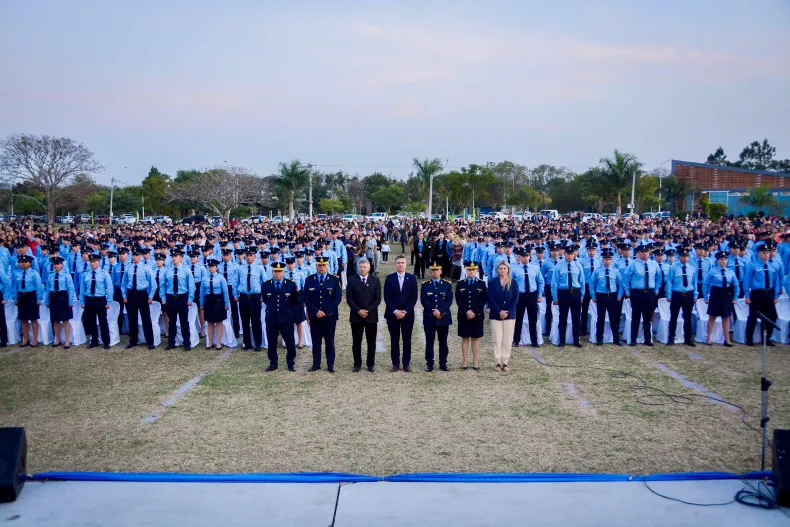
[0,427,27,503]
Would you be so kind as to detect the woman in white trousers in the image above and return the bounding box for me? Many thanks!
[488,261,519,372]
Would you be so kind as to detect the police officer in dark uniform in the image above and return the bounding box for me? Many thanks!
[303,256,342,373]
[421,261,454,371]
[455,261,487,369]
[262,261,300,371]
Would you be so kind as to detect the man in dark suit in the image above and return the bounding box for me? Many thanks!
[303,256,342,373]
[346,257,381,372]
[383,254,418,371]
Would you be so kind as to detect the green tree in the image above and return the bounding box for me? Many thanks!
[142,166,170,215]
[706,147,729,166]
[599,149,642,214]
[738,139,776,170]
[739,184,780,215]
[403,200,425,215]
[634,175,660,213]
[275,160,309,219]
[412,157,444,217]
[370,184,405,213]
[661,176,694,213]
[319,198,344,214]
[507,186,540,212]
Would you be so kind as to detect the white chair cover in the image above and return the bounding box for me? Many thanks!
[621,299,645,344]
[655,298,686,344]
[30,304,54,345]
[61,304,88,346]
[204,306,238,348]
[518,300,546,346]
[175,303,199,348]
[694,298,726,344]
[773,296,790,344]
[549,303,574,345]
[98,302,121,346]
[732,298,760,344]
[587,300,614,344]
[5,302,20,345]
[138,301,162,347]
[258,305,268,347]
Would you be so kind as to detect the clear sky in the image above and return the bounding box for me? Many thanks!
[1,0,788,185]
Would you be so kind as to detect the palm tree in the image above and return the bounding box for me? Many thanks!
[275,160,309,218]
[413,157,444,217]
[599,150,642,215]
[740,184,780,214]
[662,176,694,213]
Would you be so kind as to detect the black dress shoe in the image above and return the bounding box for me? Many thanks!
[644,341,654,347]
[746,342,754,347]
[403,365,411,372]
[574,342,583,348]
[766,340,775,347]
[148,345,156,350]
[628,342,637,347]
[104,345,111,350]
[391,366,400,372]
[724,342,734,347]
[87,343,98,349]
[124,343,135,349]
[686,341,696,347]
[352,366,361,372]
[424,366,434,372]
[242,346,250,351]
[666,341,674,346]
[164,344,175,350]
[254,347,261,352]
[439,365,449,371]
[308,365,320,372]
[557,343,565,348]
[368,366,375,373]
[265,364,278,372]
[615,342,622,347]
[328,367,335,373]
[288,366,296,372]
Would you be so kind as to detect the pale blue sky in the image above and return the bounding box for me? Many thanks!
[1,0,788,185]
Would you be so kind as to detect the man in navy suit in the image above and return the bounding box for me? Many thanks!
[383,254,418,371]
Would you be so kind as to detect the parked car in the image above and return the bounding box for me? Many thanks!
[61,215,74,224]
[242,215,264,225]
[395,212,412,220]
[342,214,357,222]
[582,212,602,222]
[491,211,510,221]
[139,216,157,225]
[621,213,639,219]
[519,211,535,220]
[78,214,92,224]
[330,213,343,221]
[367,212,388,222]
[181,214,207,225]
[94,215,111,224]
[111,216,125,224]
[119,213,136,224]
[540,209,560,220]
[271,215,291,223]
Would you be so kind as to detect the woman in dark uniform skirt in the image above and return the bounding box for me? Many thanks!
[13,255,44,347]
[455,261,487,370]
[703,251,738,347]
[200,259,229,350]
[47,256,75,349]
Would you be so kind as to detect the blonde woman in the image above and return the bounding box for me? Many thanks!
[488,261,519,372]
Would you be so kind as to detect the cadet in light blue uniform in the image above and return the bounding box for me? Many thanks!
[727,242,747,299]
[579,241,600,337]
[80,253,114,349]
[703,250,739,345]
[517,247,544,347]
[188,251,207,335]
[589,248,623,346]
[551,245,585,347]
[160,248,196,350]
[121,248,157,350]
[666,247,697,346]
[13,254,45,346]
[743,241,782,346]
[46,256,76,348]
[541,244,561,334]
[235,248,266,351]
[200,258,230,350]
[623,245,662,346]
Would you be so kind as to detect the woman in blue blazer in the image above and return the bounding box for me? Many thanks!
[488,261,519,372]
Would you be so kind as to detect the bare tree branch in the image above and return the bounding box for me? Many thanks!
[168,165,263,220]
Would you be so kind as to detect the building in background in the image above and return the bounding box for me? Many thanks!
[671,160,790,216]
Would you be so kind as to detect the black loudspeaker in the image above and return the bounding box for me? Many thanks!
[0,427,27,503]
[774,429,790,507]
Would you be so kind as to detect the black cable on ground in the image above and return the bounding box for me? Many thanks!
[641,478,735,506]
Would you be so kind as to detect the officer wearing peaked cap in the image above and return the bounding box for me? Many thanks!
[262,261,300,371]
[455,261,486,369]
[421,261,453,371]
[304,256,342,373]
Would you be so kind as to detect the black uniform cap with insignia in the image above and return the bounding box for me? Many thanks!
[222,248,233,255]
[715,251,728,259]
[88,253,102,261]
[464,261,478,269]
[676,247,690,257]
[428,261,442,269]
[600,248,614,258]
[636,244,650,253]
[206,258,220,267]
[315,256,329,264]
[155,253,167,261]
[18,254,34,264]
[664,248,676,256]
[171,248,184,256]
[244,248,256,255]
[50,256,65,264]
[81,248,93,254]
[285,256,296,264]
[189,250,201,258]
[271,261,286,270]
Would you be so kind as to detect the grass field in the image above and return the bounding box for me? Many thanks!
[1,256,789,476]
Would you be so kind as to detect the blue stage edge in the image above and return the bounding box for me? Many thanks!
[27,471,773,484]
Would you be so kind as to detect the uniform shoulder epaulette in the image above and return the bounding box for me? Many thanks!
[286,278,294,282]
[423,279,431,284]
[265,279,272,283]
[443,278,452,284]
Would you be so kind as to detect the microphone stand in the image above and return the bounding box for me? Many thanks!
[755,311,778,471]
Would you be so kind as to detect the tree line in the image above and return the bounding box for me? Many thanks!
[1,134,787,224]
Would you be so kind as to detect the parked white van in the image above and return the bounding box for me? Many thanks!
[540,209,560,220]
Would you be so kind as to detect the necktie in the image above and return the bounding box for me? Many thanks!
[191,264,195,277]
[247,265,252,291]
[525,266,531,294]
[72,257,76,273]
[120,262,125,277]
[626,259,629,268]
[434,280,438,287]
[735,260,740,280]
[55,271,60,292]
[91,270,96,295]
[468,278,472,287]
[507,256,511,264]
[155,269,160,287]
[173,266,178,294]
[697,261,703,294]
[721,268,727,289]
[764,263,769,289]
[320,275,324,286]
[21,270,26,290]
[223,263,228,281]
[209,274,213,294]
[399,274,403,291]
[644,261,649,288]
[567,263,573,292]
[276,281,281,292]
[362,277,366,287]
[132,265,138,291]
[682,264,688,288]
[659,266,664,289]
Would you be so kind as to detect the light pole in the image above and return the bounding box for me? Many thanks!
[656,159,671,213]
[109,177,115,219]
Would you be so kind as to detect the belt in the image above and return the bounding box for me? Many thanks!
[84,295,105,299]
[674,291,691,296]
[169,293,186,298]
[752,288,773,293]
[240,293,260,298]
[597,291,616,295]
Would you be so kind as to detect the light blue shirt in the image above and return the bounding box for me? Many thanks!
[285,268,305,290]
[121,262,156,299]
[623,258,662,296]
[112,260,130,288]
[159,263,196,299]
[703,266,740,300]
[199,272,230,308]
[665,261,697,299]
[12,267,45,303]
[551,259,585,299]
[235,262,266,295]
[589,264,623,300]
[79,268,114,305]
[46,269,76,307]
[524,262,544,297]
[743,258,782,298]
